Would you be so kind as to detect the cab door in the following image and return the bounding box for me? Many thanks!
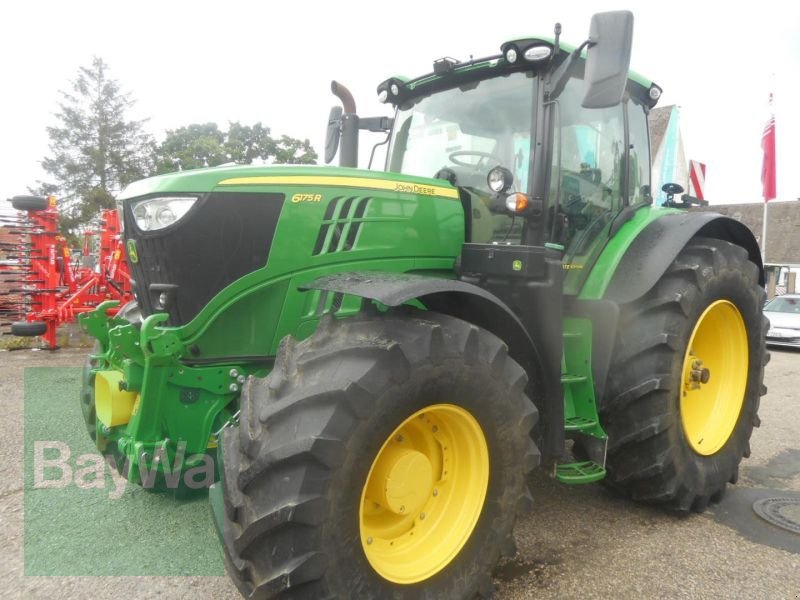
[550,77,651,295]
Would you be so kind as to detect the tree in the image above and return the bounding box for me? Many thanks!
[273,135,317,164]
[34,57,154,234]
[153,122,316,174]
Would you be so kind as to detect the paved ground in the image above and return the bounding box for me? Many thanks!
[1,346,798,599]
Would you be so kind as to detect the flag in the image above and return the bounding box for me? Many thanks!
[688,160,706,201]
[761,93,776,202]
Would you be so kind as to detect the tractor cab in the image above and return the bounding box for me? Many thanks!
[326,11,660,294]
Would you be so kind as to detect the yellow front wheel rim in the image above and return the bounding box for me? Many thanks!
[680,300,749,455]
[359,404,489,584]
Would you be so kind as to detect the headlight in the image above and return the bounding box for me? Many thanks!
[131,196,198,231]
[504,47,518,64]
[524,45,551,61]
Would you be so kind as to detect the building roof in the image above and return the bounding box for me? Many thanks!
[691,201,800,265]
[648,105,674,157]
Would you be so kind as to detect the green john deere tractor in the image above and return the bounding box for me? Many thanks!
[80,10,767,599]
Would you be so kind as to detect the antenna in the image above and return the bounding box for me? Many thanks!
[550,22,562,67]
[553,22,562,55]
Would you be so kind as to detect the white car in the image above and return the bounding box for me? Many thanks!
[765,294,800,348]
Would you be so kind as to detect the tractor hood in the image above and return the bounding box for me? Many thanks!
[119,165,461,327]
[118,164,457,200]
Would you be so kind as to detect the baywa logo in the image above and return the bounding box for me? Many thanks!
[24,367,224,576]
[32,440,216,500]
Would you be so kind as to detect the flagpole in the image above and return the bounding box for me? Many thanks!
[761,86,776,263]
[762,201,768,262]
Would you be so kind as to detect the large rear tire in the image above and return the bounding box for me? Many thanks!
[217,309,539,599]
[601,237,767,511]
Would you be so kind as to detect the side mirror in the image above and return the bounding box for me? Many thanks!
[662,182,684,196]
[582,10,633,109]
[324,106,343,164]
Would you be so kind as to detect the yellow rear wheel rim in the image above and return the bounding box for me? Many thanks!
[680,300,749,455]
[359,404,489,584]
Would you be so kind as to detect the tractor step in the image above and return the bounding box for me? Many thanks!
[555,460,606,484]
[561,373,587,384]
[564,416,597,431]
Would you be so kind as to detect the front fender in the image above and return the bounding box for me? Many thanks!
[302,271,563,459]
[301,272,538,369]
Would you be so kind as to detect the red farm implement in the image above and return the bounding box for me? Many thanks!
[0,195,133,349]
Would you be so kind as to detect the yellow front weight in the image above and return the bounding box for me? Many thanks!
[94,370,138,427]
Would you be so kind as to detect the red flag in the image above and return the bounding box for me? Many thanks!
[761,93,777,202]
[688,160,706,201]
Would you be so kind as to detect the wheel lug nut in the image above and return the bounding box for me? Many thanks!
[366,537,373,545]
[420,512,426,520]
[432,425,438,433]
[396,435,404,443]
[433,489,438,497]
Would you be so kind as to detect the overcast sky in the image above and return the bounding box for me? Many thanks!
[1,0,798,214]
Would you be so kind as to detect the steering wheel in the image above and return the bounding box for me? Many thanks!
[448,150,503,171]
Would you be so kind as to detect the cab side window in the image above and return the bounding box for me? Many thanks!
[627,101,651,204]
[550,77,625,257]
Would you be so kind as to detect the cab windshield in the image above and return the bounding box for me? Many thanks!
[387,72,536,242]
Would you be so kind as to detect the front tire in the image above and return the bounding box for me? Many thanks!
[79,302,142,442]
[217,309,539,599]
[601,237,767,511]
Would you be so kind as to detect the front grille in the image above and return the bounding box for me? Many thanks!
[124,191,285,325]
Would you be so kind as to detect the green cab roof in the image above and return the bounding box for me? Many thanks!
[501,35,654,89]
[380,35,658,107]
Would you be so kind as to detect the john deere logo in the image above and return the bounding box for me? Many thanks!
[126,239,139,264]
[512,260,522,272]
